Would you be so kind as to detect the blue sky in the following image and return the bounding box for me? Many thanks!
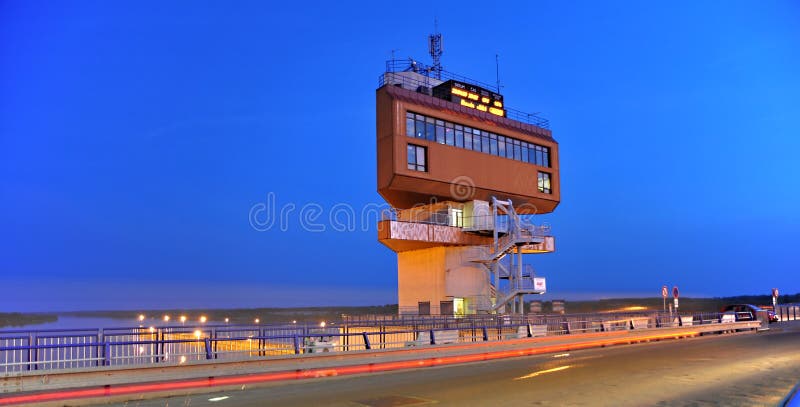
[2,1,799,311]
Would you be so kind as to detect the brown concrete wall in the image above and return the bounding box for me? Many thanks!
[376,86,560,214]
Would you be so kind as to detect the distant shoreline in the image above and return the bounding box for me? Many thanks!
[2,293,796,329]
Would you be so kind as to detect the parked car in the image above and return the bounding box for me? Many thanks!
[720,304,777,324]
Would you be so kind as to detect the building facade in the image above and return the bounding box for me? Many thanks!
[376,60,560,315]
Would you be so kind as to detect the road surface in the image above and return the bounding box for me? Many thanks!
[112,323,800,406]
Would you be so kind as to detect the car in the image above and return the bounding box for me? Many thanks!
[720,304,777,324]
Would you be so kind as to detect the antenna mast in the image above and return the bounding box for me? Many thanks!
[495,54,501,93]
[428,19,443,79]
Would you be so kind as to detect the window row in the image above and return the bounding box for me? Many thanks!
[405,112,551,167]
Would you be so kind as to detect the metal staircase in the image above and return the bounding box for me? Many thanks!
[470,197,549,314]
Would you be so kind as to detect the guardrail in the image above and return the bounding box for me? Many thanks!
[0,311,759,374]
[777,303,800,321]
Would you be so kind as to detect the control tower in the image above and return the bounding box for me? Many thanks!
[376,57,560,316]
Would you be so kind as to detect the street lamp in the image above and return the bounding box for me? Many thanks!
[254,318,260,324]
[163,315,170,323]
[180,315,187,325]
[199,315,207,324]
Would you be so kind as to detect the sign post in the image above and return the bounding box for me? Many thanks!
[772,288,779,309]
[661,285,668,312]
[672,286,680,310]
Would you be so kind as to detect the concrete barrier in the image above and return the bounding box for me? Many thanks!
[406,330,459,346]
[629,318,650,330]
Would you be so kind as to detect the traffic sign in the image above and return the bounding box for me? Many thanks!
[672,286,679,299]
[772,288,779,298]
[662,286,668,298]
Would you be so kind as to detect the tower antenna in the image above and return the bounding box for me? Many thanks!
[428,18,443,79]
[495,53,501,93]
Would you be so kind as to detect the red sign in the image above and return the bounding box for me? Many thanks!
[772,288,779,298]
[672,286,679,299]
[661,286,668,298]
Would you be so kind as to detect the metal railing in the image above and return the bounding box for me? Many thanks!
[379,59,550,129]
[776,303,800,321]
[381,209,550,236]
[0,311,756,374]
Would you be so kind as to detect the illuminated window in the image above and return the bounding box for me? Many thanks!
[537,172,552,194]
[449,208,463,227]
[407,144,427,172]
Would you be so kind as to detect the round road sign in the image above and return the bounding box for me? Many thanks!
[772,288,779,298]
[672,286,679,299]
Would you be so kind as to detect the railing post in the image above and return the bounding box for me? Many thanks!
[212,328,217,359]
[96,329,104,367]
[482,326,489,341]
[362,332,371,350]
[258,328,265,357]
[526,323,533,338]
[103,342,111,366]
[293,335,300,355]
[430,329,436,345]
[204,338,213,360]
[27,334,36,371]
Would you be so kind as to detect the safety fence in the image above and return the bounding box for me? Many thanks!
[776,303,800,321]
[0,310,761,374]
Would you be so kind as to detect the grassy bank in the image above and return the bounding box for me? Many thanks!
[63,305,399,325]
[0,313,58,329]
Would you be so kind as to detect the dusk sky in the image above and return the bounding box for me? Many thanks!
[2,1,799,311]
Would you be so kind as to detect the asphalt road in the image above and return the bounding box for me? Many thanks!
[112,322,800,407]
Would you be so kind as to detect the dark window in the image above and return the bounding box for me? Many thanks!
[415,114,425,139]
[425,117,436,141]
[445,122,454,145]
[455,125,464,148]
[406,112,415,137]
[418,301,431,316]
[435,120,445,144]
[536,146,545,166]
[521,143,530,163]
[537,172,552,194]
[440,301,454,316]
[407,144,427,172]
[542,147,550,167]
[498,136,507,157]
[481,131,491,154]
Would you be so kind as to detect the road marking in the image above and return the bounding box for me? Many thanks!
[208,396,230,402]
[552,353,570,358]
[514,365,574,380]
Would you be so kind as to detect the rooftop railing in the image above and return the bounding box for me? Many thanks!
[378,59,550,129]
